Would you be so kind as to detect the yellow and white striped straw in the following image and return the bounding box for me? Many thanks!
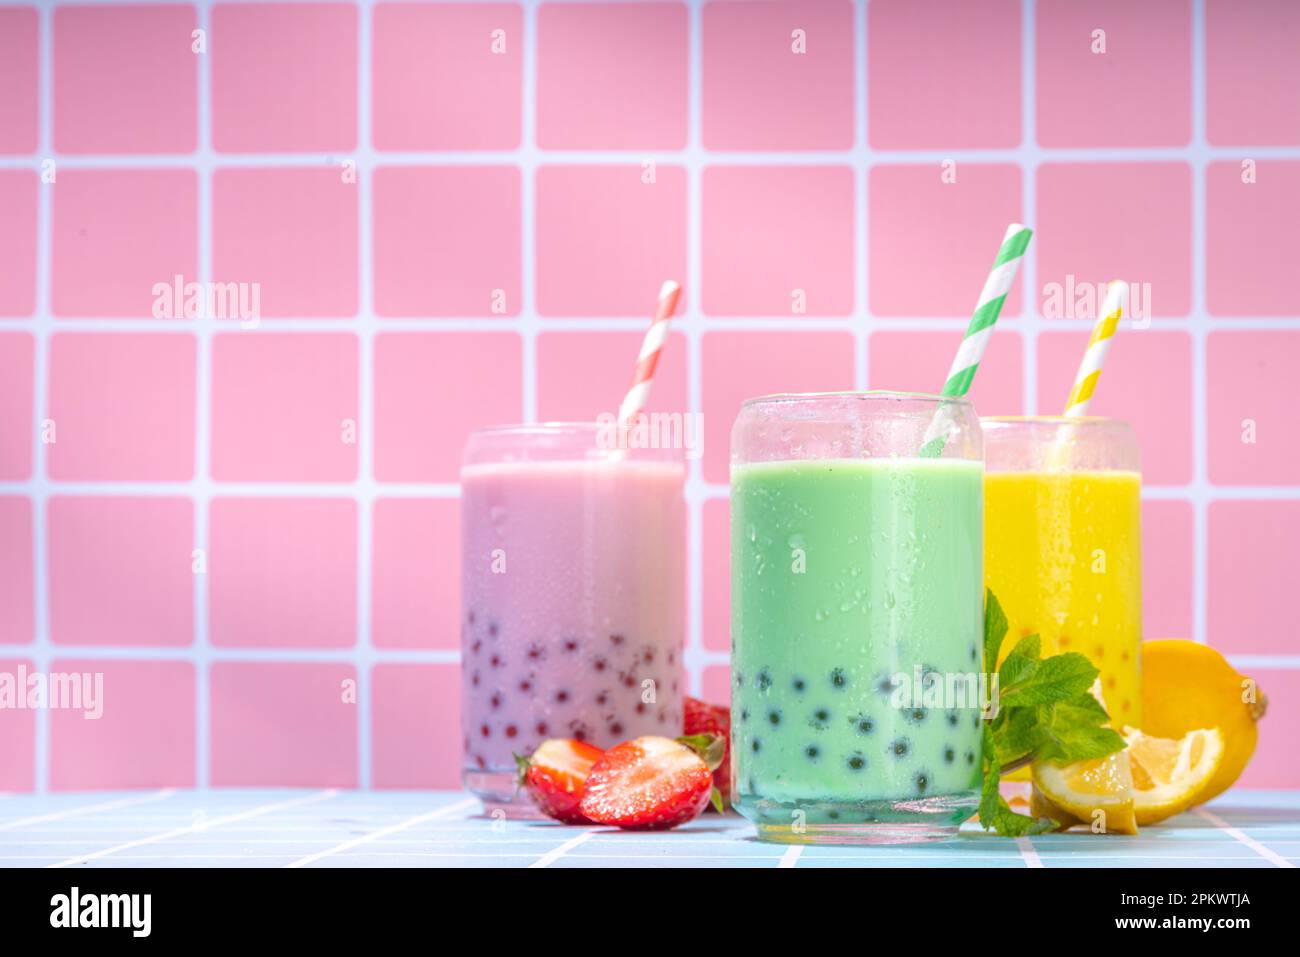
[1064,280,1127,417]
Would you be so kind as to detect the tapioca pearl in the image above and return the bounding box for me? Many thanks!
[1106,676,1118,691]
[965,751,976,766]
[634,701,646,714]
[610,633,625,647]
[488,622,499,638]
[970,645,979,663]
[554,689,569,704]
[480,724,491,738]
[739,708,749,723]
[505,725,518,739]
[809,708,830,731]
[756,668,772,692]
[751,739,762,753]
[470,671,481,688]
[830,668,847,689]
[470,639,482,655]
[944,747,955,764]
[595,690,610,707]
[826,810,840,820]
[846,753,867,772]
[903,706,927,725]
[608,721,624,737]
[467,610,477,626]
[971,713,981,729]
[946,712,959,728]
[621,674,636,689]
[536,721,549,737]
[1058,634,1070,648]
[518,678,533,693]
[875,674,900,697]
[1093,645,1106,660]
[734,670,745,689]
[488,692,503,710]
[767,709,782,727]
[526,643,546,662]
[592,657,608,673]
[853,715,874,735]
[791,676,806,693]
[804,744,820,761]
[639,646,656,664]
[563,637,579,654]
[657,709,668,725]
[474,754,487,769]
[1120,650,1130,663]
[489,654,504,669]
[890,738,910,758]
[914,771,931,794]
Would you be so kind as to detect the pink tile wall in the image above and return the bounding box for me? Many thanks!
[1,1,1297,795]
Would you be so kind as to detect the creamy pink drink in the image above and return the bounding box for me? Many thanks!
[460,424,686,811]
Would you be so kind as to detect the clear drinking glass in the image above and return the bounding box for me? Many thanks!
[982,416,1142,734]
[730,392,985,844]
[460,423,687,814]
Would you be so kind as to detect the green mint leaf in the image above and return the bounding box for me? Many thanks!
[1032,695,1127,764]
[993,706,1039,765]
[991,796,1058,837]
[999,650,1098,709]
[983,588,1009,670]
[978,724,1002,830]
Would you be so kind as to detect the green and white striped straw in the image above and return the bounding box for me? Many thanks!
[920,223,1033,457]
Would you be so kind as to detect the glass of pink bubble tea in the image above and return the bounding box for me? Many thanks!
[459,422,687,813]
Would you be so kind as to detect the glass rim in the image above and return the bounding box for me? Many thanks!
[739,389,973,411]
[467,421,606,437]
[980,414,1132,428]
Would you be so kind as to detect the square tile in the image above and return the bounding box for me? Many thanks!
[210,662,357,787]
[372,2,521,150]
[1206,160,1300,317]
[1035,0,1190,147]
[47,332,196,481]
[213,167,358,318]
[868,0,1020,148]
[48,660,195,790]
[536,330,688,422]
[373,332,522,482]
[0,171,37,317]
[1207,331,1300,485]
[51,169,198,318]
[0,658,35,790]
[373,166,521,317]
[1141,499,1193,638]
[1207,0,1300,145]
[1037,163,1192,318]
[700,331,855,483]
[700,663,731,705]
[0,332,33,479]
[211,2,357,152]
[538,3,687,149]
[371,663,460,789]
[703,0,854,150]
[210,332,358,481]
[868,164,1023,317]
[0,8,38,154]
[54,4,198,153]
[372,498,460,650]
[208,497,357,649]
[703,166,854,316]
[0,499,34,646]
[868,329,1024,416]
[49,497,193,647]
[1235,668,1300,789]
[702,498,729,653]
[536,165,687,317]
[1207,500,1300,655]
[1037,331,1192,486]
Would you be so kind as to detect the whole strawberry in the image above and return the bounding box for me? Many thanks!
[516,738,603,824]
[684,696,732,808]
[579,734,725,830]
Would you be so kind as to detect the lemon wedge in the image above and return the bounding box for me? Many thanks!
[1123,726,1225,826]
[1031,750,1138,835]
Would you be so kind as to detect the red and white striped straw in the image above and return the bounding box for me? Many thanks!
[618,280,682,425]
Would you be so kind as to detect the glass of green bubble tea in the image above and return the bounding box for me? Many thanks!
[730,392,987,844]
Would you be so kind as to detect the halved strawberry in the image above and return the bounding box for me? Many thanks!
[579,734,725,830]
[684,696,732,808]
[516,738,604,824]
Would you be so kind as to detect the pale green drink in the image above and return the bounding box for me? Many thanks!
[730,393,985,843]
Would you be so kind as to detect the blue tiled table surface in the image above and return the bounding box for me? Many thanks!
[0,789,1296,868]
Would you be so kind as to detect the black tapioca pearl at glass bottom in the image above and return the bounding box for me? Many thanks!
[792,676,806,693]
[804,745,820,760]
[526,643,545,662]
[734,671,745,689]
[536,721,549,736]
[903,707,927,724]
[890,738,910,758]
[854,715,874,735]
[826,810,840,820]
[622,674,637,689]
[470,671,481,688]
[489,654,504,668]
[470,639,482,654]
[609,721,624,737]
[505,725,518,739]
[767,709,782,726]
[635,701,646,714]
[592,657,608,673]
[751,739,762,753]
[914,771,931,794]
[739,708,750,723]
[480,724,491,738]
[972,712,982,729]
[554,689,570,704]
[756,668,772,692]
[640,646,656,663]
[563,638,579,653]
[830,668,847,689]
[966,751,976,766]
[944,747,956,764]
[595,691,609,706]
[610,633,625,646]
[489,692,503,710]
[846,753,867,771]
[518,679,532,693]
[876,674,900,697]
[946,712,959,727]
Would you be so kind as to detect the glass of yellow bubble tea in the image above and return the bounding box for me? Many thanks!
[982,417,1142,731]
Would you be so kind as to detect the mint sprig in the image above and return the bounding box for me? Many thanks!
[976,589,1127,835]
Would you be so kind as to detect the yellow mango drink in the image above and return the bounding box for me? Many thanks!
[983,417,1142,734]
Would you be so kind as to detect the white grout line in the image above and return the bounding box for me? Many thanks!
[529,829,597,869]
[0,788,176,833]
[45,789,338,869]
[1014,836,1044,868]
[777,845,803,868]
[283,796,477,868]
[1194,807,1296,868]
